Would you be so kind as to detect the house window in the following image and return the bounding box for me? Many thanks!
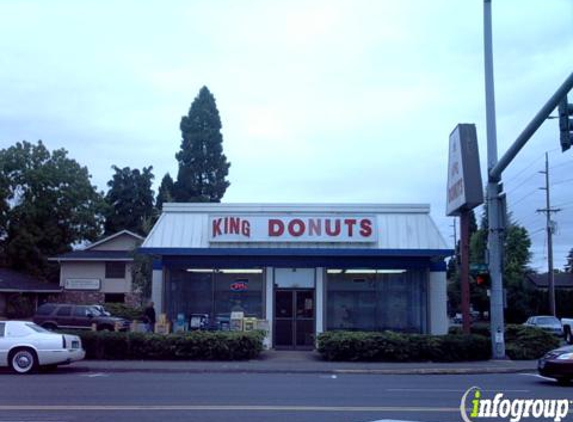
[105,293,125,303]
[105,262,126,279]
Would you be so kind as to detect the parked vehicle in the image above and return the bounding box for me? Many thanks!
[523,315,563,337]
[561,318,573,344]
[33,303,130,331]
[538,345,573,385]
[0,320,85,374]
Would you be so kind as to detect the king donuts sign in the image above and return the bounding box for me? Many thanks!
[209,215,377,243]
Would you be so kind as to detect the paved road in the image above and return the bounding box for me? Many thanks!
[0,369,570,422]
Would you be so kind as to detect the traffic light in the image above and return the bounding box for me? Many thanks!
[475,272,490,288]
[558,95,573,152]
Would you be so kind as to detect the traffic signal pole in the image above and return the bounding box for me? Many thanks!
[484,0,506,359]
[484,0,573,359]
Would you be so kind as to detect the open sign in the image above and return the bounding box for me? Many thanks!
[230,280,249,291]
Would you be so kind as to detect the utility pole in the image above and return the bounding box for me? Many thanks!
[484,0,506,359]
[537,152,561,316]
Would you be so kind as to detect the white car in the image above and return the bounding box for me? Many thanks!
[0,320,85,374]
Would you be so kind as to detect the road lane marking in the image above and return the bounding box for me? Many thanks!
[81,373,108,378]
[518,373,555,380]
[0,405,459,413]
[386,389,527,392]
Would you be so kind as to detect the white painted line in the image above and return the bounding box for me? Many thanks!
[386,388,529,393]
[0,405,459,413]
[518,373,554,380]
[81,373,108,378]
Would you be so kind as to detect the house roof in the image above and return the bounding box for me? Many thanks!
[84,230,144,251]
[0,268,61,293]
[49,250,134,262]
[527,273,573,289]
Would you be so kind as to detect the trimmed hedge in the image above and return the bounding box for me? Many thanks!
[317,331,491,362]
[66,330,265,360]
[449,324,561,360]
[103,303,144,321]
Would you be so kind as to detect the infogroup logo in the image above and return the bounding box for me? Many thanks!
[460,386,571,422]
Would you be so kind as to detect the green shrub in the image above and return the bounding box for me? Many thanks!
[317,331,491,362]
[449,323,560,360]
[103,303,144,321]
[504,325,560,360]
[64,330,264,360]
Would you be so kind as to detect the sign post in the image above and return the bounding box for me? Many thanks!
[446,124,484,334]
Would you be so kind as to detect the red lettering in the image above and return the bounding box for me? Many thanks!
[241,220,251,237]
[288,219,305,237]
[269,219,284,237]
[229,217,241,234]
[325,219,341,236]
[309,218,322,236]
[359,219,373,237]
[212,218,222,237]
[344,219,357,236]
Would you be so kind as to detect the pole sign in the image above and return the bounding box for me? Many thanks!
[446,124,484,216]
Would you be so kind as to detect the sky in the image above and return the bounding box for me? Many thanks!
[0,0,572,271]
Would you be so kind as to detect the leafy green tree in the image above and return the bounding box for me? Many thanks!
[0,141,104,278]
[156,173,174,211]
[104,165,155,235]
[468,209,533,323]
[174,86,231,202]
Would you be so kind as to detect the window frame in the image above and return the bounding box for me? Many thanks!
[105,261,126,279]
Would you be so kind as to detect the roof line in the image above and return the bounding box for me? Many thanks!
[84,230,144,251]
[161,203,431,214]
[48,257,134,262]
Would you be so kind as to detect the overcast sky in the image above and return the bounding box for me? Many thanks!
[1,0,572,271]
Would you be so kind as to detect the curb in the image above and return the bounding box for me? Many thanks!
[66,365,537,376]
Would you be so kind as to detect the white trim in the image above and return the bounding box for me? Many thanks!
[264,267,273,349]
[162,203,430,214]
[48,258,134,262]
[84,230,144,251]
[315,268,324,337]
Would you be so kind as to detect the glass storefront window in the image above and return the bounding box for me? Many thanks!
[326,269,427,333]
[166,269,264,326]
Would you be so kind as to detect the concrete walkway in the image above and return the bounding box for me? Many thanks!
[71,350,538,375]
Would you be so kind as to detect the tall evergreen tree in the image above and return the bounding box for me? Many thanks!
[565,248,573,273]
[174,86,231,202]
[156,173,174,211]
[104,165,155,235]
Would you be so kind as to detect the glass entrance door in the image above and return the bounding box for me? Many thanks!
[274,289,315,349]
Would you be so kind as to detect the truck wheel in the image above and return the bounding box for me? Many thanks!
[9,348,38,374]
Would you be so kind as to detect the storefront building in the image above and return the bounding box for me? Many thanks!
[141,203,452,349]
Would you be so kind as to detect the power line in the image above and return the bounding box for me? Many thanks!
[552,177,573,186]
[509,188,542,207]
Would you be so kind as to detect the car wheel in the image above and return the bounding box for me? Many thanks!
[9,348,37,374]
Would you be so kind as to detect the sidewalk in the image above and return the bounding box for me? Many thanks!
[71,350,538,375]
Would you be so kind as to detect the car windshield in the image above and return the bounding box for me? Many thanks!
[25,322,53,333]
[537,316,560,325]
